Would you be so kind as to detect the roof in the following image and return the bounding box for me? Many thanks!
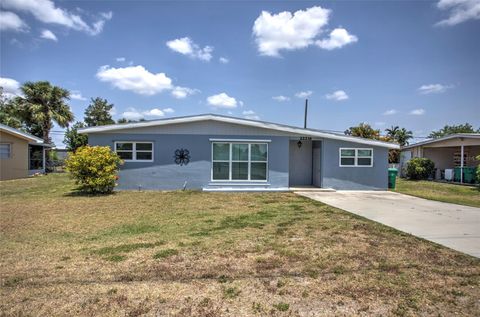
[0,123,50,145]
[402,133,480,150]
[79,114,399,149]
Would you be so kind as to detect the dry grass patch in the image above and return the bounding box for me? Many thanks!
[1,173,479,316]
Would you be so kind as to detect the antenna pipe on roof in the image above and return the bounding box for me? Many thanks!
[304,99,308,129]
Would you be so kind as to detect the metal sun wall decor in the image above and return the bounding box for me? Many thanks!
[174,149,190,166]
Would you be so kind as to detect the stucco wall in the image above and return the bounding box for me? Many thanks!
[0,131,29,180]
[321,139,389,190]
[88,133,290,190]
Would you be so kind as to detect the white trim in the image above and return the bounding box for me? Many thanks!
[211,141,268,182]
[209,138,272,143]
[0,123,45,144]
[114,141,154,162]
[78,114,399,149]
[339,148,374,167]
[401,133,480,150]
[0,143,11,159]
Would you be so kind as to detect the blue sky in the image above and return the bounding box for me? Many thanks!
[1,0,479,147]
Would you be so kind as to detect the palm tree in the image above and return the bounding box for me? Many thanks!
[385,126,399,141]
[14,81,74,143]
[395,128,413,146]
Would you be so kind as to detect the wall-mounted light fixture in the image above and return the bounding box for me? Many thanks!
[297,140,302,148]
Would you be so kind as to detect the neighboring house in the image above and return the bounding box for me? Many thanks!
[0,124,51,181]
[400,133,480,183]
[79,114,399,191]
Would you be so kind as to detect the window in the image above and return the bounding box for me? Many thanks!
[212,142,268,181]
[339,148,373,167]
[0,143,11,159]
[114,142,153,162]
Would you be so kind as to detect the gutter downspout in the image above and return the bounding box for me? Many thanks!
[460,144,464,184]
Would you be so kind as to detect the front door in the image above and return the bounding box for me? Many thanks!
[312,146,321,187]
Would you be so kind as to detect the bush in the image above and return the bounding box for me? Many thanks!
[65,146,122,194]
[477,155,480,186]
[405,157,435,180]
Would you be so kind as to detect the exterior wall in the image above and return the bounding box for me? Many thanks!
[88,133,289,190]
[321,139,389,190]
[288,140,312,186]
[0,131,29,180]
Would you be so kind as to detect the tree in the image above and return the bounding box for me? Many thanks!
[117,118,146,124]
[0,88,22,129]
[428,123,479,138]
[395,128,413,146]
[13,81,74,143]
[385,126,399,140]
[344,123,380,139]
[84,97,115,127]
[64,122,88,152]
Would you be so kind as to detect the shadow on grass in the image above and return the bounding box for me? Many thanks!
[63,188,118,197]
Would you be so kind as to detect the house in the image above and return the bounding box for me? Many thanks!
[0,124,51,181]
[79,114,399,191]
[400,133,480,183]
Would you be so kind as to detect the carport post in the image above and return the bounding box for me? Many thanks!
[460,144,464,183]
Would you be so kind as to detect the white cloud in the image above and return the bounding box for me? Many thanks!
[171,86,199,99]
[116,57,126,62]
[166,37,213,61]
[207,92,238,108]
[409,108,426,115]
[315,28,358,50]
[121,107,174,120]
[219,57,229,64]
[418,83,453,94]
[295,91,313,98]
[96,65,173,96]
[325,90,349,101]
[40,29,57,41]
[436,0,480,26]
[1,0,112,35]
[383,109,397,116]
[253,6,330,57]
[0,77,21,98]
[70,90,86,101]
[272,95,290,102]
[252,6,357,56]
[0,11,28,32]
[243,110,260,120]
[109,106,117,116]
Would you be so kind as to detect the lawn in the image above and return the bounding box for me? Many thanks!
[1,174,479,316]
[394,178,480,208]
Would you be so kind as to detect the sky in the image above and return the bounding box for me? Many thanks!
[1,0,479,148]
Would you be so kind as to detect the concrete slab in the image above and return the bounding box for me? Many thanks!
[296,191,480,258]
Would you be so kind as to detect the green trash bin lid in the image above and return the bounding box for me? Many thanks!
[388,168,398,173]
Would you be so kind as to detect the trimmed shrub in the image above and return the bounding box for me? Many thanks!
[405,157,435,180]
[65,146,122,194]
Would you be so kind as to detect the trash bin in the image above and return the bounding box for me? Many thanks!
[454,167,462,182]
[463,167,476,184]
[388,168,398,189]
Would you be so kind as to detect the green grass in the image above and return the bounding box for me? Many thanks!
[394,178,480,207]
[0,173,479,316]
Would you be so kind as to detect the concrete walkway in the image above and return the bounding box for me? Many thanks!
[296,191,480,258]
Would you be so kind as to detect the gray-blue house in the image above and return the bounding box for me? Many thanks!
[79,114,399,191]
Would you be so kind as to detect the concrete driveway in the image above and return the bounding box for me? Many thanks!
[297,191,480,258]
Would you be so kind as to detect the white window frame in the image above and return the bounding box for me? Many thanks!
[339,148,373,167]
[114,141,154,162]
[211,142,268,182]
[0,143,11,159]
